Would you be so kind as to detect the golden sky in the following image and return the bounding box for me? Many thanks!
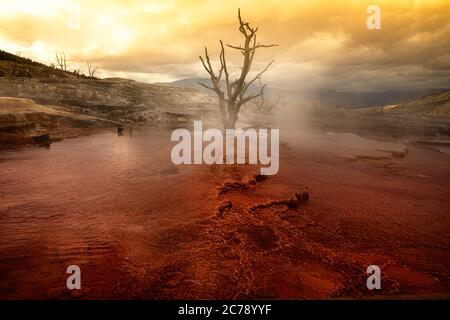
[1,0,449,90]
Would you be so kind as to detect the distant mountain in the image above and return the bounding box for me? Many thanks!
[386,90,450,117]
[161,77,450,108]
[169,77,211,87]
[313,88,450,109]
[161,78,214,94]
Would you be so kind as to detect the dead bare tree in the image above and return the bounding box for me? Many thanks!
[86,61,98,78]
[199,9,277,129]
[55,52,67,75]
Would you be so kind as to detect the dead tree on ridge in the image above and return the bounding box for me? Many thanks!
[199,9,277,129]
[86,61,98,78]
[55,52,67,76]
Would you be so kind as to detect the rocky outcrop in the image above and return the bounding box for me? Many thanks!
[386,91,450,117]
[0,77,217,145]
[0,97,118,145]
[0,78,216,124]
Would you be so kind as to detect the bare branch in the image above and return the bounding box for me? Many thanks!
[219,40,231,98]
[204,47,214,76]
[226,43,278,51]
[199,56,212,76]
[242,59,274,96]
[240,84,266,106]
[198,82,215,91]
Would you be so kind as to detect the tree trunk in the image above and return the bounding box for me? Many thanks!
[218,96,229,129]
[223,102,238,130]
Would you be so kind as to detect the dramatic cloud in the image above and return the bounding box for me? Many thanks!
[1,0,449,89]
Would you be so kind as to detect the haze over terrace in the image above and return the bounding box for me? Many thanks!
[1,0,449,90]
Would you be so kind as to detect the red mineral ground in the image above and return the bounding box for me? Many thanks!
[0,127,448,299]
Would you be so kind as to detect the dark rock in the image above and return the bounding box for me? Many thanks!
[217,201,233,218]
[253,174,268,183]
[31,133,52,145]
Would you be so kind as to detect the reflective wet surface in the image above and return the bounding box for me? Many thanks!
[0,128,449,299]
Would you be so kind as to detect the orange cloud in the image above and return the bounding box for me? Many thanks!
[0,0,449,89]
